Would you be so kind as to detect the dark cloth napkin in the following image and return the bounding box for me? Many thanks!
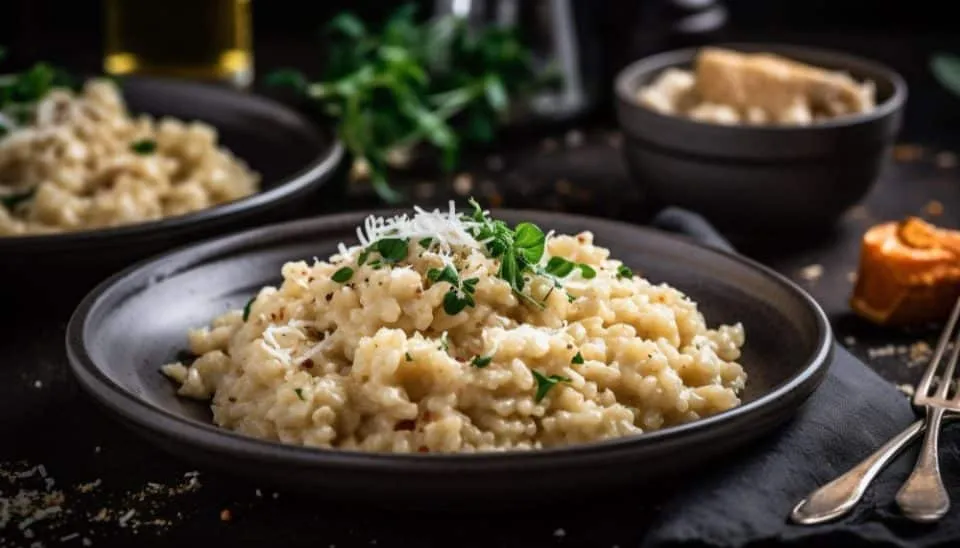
[643,208,960,548]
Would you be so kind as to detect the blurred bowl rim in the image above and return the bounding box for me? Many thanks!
[615,42,908,134]
[0,76,344,251]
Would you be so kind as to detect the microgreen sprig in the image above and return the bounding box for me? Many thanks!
[427,264,478,315]
[532,370,571,403]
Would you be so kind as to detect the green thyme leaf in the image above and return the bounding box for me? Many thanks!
[578,264,597,279]
[332,266,354,283]
[566,292,576,303]
[375,238,409,262]
[242,296,256,322]
[616,265,633,280]
[419,237,433,249]
[130,139,157,155]
[294,388,305,401]
[571,352,584,364]
[405,351,413,361]
[358,249,370,266]
[442,290,469,315]
[545,256,575,277]
[472,355,493,368]
[0,188,36,209]
[532,370,571,403]
[427,265,459,285]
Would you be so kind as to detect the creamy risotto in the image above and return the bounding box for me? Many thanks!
[162,202,747,453]
[0,79,259,236]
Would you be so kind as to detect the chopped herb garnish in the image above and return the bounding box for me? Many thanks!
[405,352,413,362]
[571,352,584,364]
[375,238,409,263]
[419,237,434,249]
[566,292,576,303]
[544,256,595,280]
[545,256,575,277]
[427,265,459,285]
[427,264,477,315]
[130,139,157,155]
[471,355,493,368]
[368,259,383,269]
[332,266,354,283]
[242,296,256,322]
[358,249,370,266]
[0,188,36,209]
[532,370,571,403]
[443,290,471,315]
[294,388,305,401]
[616,265,633,280]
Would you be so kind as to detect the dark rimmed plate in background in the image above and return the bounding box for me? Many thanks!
[66,209,832,505]
[0,76,344,300]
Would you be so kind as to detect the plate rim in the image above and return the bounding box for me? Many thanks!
[66,208,833,471]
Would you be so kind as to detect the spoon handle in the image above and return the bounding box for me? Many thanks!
[791,419,924,525]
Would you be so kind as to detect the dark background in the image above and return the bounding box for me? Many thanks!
[2,0,960,145]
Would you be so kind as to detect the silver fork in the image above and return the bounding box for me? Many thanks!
[791,296,960,525]
[895,296,960,522]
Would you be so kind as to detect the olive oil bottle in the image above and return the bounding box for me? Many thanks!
[104,0,253,87]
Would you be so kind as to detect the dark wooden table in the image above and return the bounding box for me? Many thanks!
[1,127,958,547]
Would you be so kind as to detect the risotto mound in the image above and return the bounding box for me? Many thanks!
[162,202,747,453]
[0,79,259,236]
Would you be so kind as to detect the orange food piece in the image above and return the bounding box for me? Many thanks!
[851,217,960,326]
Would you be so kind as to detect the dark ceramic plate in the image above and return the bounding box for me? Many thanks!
[67,210,832,503]
[1,77,343,299]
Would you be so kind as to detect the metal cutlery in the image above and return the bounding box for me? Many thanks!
[895,296,960,521]
[792,296,960,525]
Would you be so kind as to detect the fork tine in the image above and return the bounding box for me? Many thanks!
[915,296,960,403]
[937,323,960,399]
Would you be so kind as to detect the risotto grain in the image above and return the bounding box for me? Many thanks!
[0,79,259,236]
[162,203,747,453]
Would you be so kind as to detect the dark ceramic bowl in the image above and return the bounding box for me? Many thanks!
[67,209,832,504]
[0,77,344,301]
[615,43,907,234]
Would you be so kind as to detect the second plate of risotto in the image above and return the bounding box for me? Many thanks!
[68,203,832,501]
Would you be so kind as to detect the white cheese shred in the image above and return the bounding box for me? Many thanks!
[344,200,484,255]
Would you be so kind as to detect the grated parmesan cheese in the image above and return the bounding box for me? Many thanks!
[343,201,485,254]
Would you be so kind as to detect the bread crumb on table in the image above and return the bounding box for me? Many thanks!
[925,200,944,216]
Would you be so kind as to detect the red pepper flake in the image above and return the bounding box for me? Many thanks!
[301,359,314,369]
[418,446,429,453]
[396,420,416,431]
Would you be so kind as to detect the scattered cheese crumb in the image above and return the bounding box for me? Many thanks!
[897,384,915,397]
[82,538,92,547]
[117,509,135,528]
[33,380,43,389]
[868,344,896,358]
[843,336,856,346]
[60,532,80,542]
[93,447,101,454]
[798,264,823,283]
[254,489,262,497]
[272,492,279,499]
[909,341,933,367]
[936,151,957,169]
[554,528,566,537]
